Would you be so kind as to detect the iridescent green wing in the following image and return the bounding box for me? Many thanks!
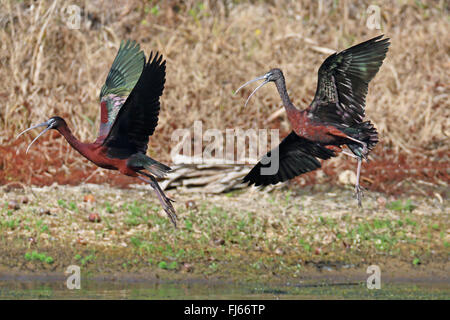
[97,40,145,140]
[307,35,390,126]
[102,52,166,158]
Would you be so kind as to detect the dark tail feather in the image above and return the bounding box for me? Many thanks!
[345,121,378,158]
[128,153,171,178]
[144,160,171,178]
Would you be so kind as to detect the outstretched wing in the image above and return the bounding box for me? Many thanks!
[97,40,146,140]
[307,35,390,126]
[243,131,336,186]
[102,52,166,159]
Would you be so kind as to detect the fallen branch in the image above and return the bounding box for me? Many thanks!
[159,160,286,193]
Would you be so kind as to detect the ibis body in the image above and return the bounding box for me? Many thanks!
[236,35,390,206]
[18,41,177,226]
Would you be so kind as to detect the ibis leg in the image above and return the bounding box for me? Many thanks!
[341,147,364,207]
[355,158,363,208]
[343,151,364,207]
[138,173,177,227]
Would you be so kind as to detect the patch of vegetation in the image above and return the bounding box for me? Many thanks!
[80,254,95,266]
[36,219,49,233]
[158,261,178,270]
[57,199,67,208]
[24,251,54,264]
[73,253,95,266]
[386,199,416,212]
[2,218,20,230]
[68,201,78,212]
[104,202,114,214]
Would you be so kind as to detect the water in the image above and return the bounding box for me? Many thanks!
[0,277,448,299]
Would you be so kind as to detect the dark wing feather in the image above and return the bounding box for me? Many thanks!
[307,35,390,126]
[243,131,336,186]
[102,52,166,158]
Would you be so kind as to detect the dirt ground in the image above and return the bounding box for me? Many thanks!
[1,183,448,283]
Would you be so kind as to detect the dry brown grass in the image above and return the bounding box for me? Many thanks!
[0,0,448,187]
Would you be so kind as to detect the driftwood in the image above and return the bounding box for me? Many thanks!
[159,156,284,193]
[159,163,250,193]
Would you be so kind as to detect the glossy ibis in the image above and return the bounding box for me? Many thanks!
[236,35,390,207]
[17,40,177,226]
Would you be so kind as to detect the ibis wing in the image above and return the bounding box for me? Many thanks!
[97,40,146,141]
[243,131,336,186]
[102,52,166,158]
[307,35,389,126]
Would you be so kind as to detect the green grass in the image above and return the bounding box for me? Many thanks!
[24,251,54,264]
[68,201,78,212]
[2,218,20,230]
[57,199,67,208]
[104,201,114,214]
[386,199,416,212]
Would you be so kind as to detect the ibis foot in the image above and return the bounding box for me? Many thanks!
[150,179,177,228]
[158,192,177,227]
[138,174,177,227]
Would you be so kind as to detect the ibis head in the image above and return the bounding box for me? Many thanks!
[17,116,67,153]
[235,68,284,107]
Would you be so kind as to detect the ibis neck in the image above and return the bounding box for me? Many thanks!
[56,123,91,159]
[274,75,298,113]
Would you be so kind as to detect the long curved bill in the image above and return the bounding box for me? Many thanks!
[16,121,52,154]
[235,74,269,107]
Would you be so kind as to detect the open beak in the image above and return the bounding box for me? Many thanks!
[235,73,270,107]
[16,120,53,154]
